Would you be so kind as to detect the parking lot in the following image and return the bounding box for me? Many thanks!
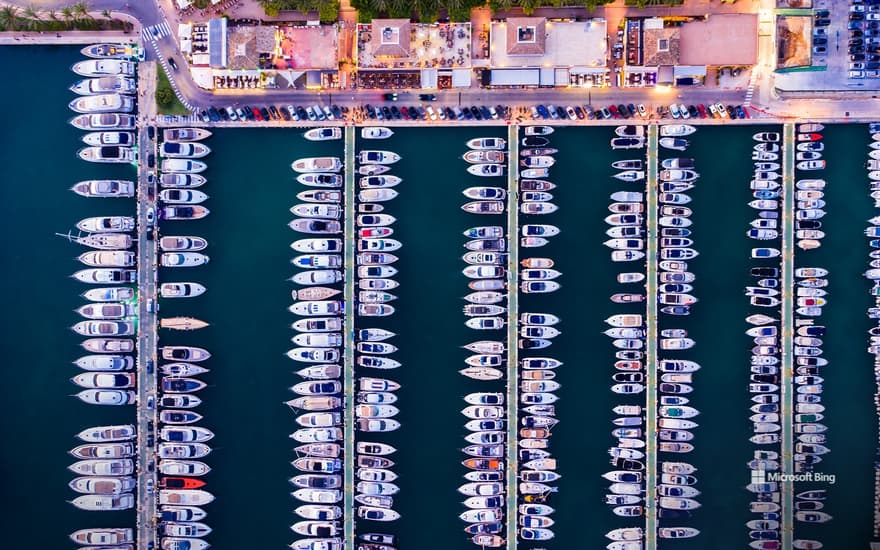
[777,0,880,91]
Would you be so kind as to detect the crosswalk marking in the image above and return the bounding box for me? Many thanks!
[743,69,758,108]
[142,22,172,42]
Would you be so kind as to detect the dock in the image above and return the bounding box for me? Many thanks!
[505,124,520,550]
[644,124,659,550]
[135,61,159,550]
[780,122,796,549]
[343,125,357,545]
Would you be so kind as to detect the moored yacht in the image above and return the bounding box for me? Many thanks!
[78,146,135,164]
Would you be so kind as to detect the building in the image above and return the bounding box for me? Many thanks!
[356,19,473,89]
[184,21,339,90]
[487,17,609,88]
[624,15,757,87]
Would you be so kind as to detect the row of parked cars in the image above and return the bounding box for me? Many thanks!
[847,0,880,78]
[199,104,350,123]
[364,103,509,121]
[196,101,748,124]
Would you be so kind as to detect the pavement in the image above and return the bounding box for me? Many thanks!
[3,0,880,121]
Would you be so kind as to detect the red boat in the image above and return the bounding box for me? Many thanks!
[461,458,504,471]
[159,477,206,489]
[797,132,822,142]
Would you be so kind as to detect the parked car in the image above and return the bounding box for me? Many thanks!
[669,103,681,119]
[850,69,867,78]
[637,104,647,118]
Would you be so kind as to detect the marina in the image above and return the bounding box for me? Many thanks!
[1,44,879,550]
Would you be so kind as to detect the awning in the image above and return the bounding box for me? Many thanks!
[420,68,438,89]
[208,18,227,68]
[191,67,214,89]
[489,68,539,86]
[539,67,555,86]
[570,66,608,74]
[674,65,707,78]
[452,69,471,88]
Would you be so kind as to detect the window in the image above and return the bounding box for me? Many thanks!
[658,38,669,52]
[380,27,399,45]
[517,26,536,43]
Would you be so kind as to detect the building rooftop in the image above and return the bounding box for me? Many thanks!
[643,26,680,67]
[274,26,338,70]
[506,17,546,56]
[679,14,758,66]
[372,19,412,58]
[490,19,607,69]
[357,21,472,70]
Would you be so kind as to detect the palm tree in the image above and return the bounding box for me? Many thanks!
[72,1,91,21]
[0,6,20,31]
[60,6,74,28]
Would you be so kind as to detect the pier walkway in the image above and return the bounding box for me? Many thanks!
[644,124,659,550]
[343,126,357,546]
[780,123,796,549]
[135,61,159,550]
[505,124,520,550]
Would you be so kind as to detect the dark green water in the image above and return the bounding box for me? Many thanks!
[0,45,876,549]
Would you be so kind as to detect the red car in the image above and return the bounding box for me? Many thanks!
[609,104,620,118]
[252,107,263,121]
[696,104,708,118]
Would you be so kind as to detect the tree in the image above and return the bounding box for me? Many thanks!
[72,1,91,21]
[156,87,174,106]
[0,6,20,31]
[22,5,42,30]
[60,6,74,28]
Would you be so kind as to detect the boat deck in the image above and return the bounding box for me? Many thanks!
[780,122,796,548]
[644,124,659,550]
[343,126,357,545]
[135,61,158,550]
[506,124,520,550]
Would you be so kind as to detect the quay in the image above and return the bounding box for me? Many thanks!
[135,61,159,550]
[343,126,357,546]
[505,124,520,550]
[780,122,796,549]
[643,124,659,550]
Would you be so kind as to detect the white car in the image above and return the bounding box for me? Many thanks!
[715,102,728,118]
[565,106,577,120]
[678,103,690,119]
[637,104,648,118]
[850,69,866,78]
[669,104,681,119]
[286,104,298,120]
[225,106,237,121]
[531,106,540,119]
[426,106,438,120]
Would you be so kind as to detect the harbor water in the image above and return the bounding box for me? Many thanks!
[0,45,876,549]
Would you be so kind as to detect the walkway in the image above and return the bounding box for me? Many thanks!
[780,122,796,550]
[343,125,357,546]
[644,124,659,550]
[505,124,520,550]
[135,61,159,550]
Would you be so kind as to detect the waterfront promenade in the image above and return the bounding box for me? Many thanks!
[780,122,796,549]
[343,126,357,546]
[135,61,159,550]
[644,124,659,550]
[505,124,520,550]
